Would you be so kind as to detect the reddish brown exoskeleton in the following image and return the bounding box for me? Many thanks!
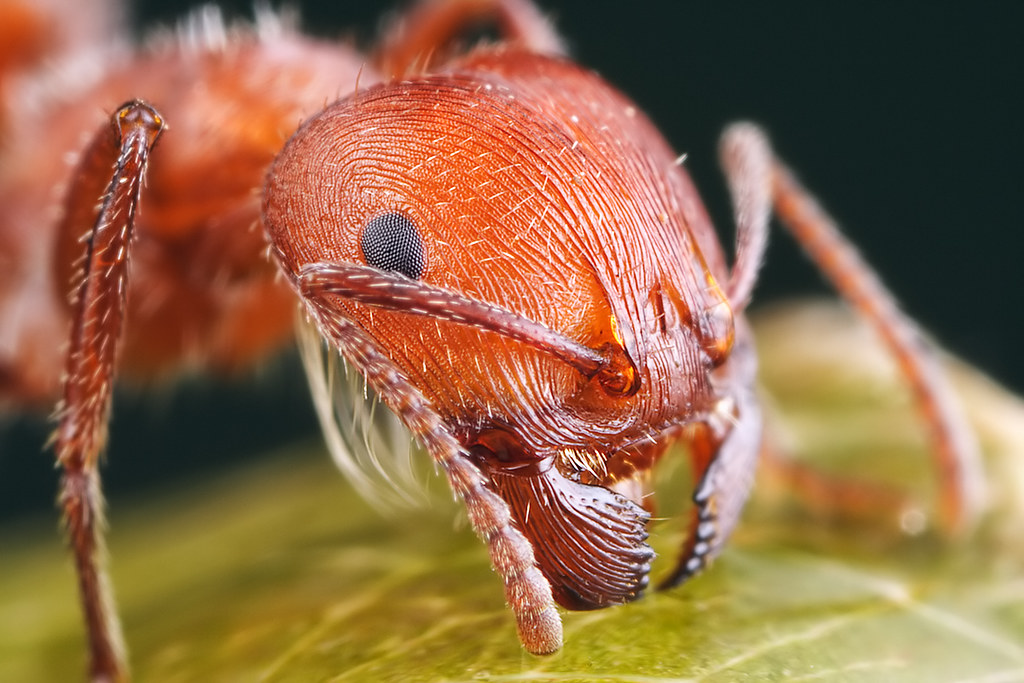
[0,0,984,680]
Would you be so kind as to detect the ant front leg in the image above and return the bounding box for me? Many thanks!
[720,123,986,535]
[53,101,164,683]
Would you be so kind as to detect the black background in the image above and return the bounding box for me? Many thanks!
[2,1,1021,521]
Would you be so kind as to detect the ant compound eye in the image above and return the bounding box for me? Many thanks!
[359,212,426,279]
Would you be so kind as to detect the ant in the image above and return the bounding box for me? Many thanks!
[0,0,984,680]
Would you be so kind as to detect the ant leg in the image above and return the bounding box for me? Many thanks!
[300,281,562,655]
[758,443,914,529]
[375,0,566,77]
[721,122,986,535]
[53,101,164,683]
[719,122,773,313]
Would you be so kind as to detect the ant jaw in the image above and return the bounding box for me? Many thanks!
[468,433,654,611]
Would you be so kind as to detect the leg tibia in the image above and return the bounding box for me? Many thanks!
[54,101,164,683]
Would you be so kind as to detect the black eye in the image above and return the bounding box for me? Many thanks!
[359,212,426,279]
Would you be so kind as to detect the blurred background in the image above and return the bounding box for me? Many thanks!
[2,1,1020,523]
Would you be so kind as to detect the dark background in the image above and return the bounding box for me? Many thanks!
[2,1,1020,522]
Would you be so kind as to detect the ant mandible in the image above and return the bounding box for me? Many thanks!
[0,0,984,681]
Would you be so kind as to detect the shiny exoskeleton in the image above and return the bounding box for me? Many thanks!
[0,0,981,679]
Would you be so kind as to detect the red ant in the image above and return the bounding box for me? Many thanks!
[0,0,984,680]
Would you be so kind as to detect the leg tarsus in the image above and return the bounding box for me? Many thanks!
[61,468,126,683]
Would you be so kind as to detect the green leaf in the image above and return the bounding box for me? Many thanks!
[2,301,1022,682]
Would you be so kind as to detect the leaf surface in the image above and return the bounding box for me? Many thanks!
[2,301,1022,682]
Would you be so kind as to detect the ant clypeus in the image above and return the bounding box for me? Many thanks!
[0,0,985,681]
